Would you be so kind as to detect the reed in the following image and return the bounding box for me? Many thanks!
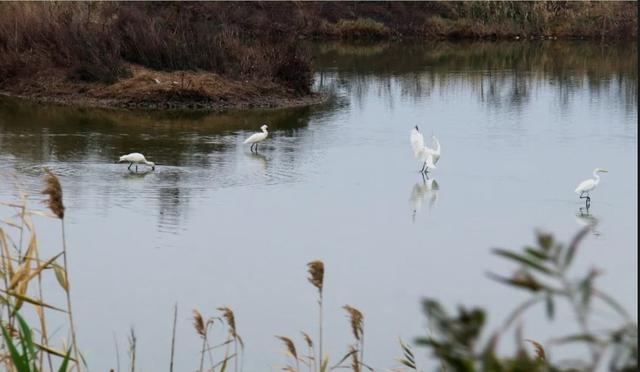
[169,303,178,372]
[276,335,300,372]
[42,169,80,372]
[192,309,208,372]
[218,306,243,372]
[301,331,315,372]
[343,305,364,367]
[306,260,324,371]
[127,328,136,372]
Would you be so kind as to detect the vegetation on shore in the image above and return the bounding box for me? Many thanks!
[0,2,636,111]
[1,170,637,371]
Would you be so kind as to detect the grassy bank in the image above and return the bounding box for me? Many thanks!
[0,2,316,110]
[0,2,636,111]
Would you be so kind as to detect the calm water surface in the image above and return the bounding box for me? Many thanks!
[0,42,637,370]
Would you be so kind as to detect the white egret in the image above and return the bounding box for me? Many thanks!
[410,126,440,174]
[118,153,155,172]
[574,168,608,204]
[244,124,269,152]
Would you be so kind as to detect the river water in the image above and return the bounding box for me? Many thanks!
[0,41,637,371]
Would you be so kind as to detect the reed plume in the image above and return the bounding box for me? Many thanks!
[301,332,313,349]
[193,309,206,338]
[343,305,365,367]
[307,260,324,372]
[42,168,65,219]
[193,309,209,372]
[342,305,363,341]
[276,335,300,371]
[307,261,324,293]
[218,306,237,339]
[218,306,242,372]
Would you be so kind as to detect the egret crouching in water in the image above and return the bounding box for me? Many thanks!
[118,153,155,172]
[575,168,608,205]
[410,125,441,174]
[244,124,269,152]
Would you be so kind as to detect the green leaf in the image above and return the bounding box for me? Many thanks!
[563,228,589,270]
[493,249,553,275]
[52,263,69,292]
[545,291,555,320]
[525,247,550,260]
[2,324,29,372]
[58,348,72,372]
[397,358,416,369]
[320,355,329,372]
[486,272,545,292]
[550,334,602,345]
[16,313,37,364]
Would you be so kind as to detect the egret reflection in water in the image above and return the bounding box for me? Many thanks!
[576,205,601,236]
[410,174,439,222]
[248,152,268,170]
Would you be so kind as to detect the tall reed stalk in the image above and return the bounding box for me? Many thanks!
[42,169,80,371]
[307,261,324,372]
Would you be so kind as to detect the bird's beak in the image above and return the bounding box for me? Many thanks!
[601,169,608,173]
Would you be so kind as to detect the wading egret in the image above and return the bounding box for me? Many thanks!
[410,126,441,174]
[244,124,269,152]
[574,168,608,204]
[118,153,155,172]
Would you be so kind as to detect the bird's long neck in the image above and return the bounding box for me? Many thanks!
[592,170,600,184]
[262,128,268,134]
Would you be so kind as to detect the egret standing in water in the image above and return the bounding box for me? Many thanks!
[410,126,441,174]
[575,168,608,205]
[244,124,269,152]
[118,153,155,172]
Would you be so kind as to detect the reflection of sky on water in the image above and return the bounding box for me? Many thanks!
[0,41,636,371]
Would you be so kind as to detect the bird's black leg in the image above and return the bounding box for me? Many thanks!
[255,143,259,152]
[419,161,426,173]
[250,144,255,152]
[135,164,138,173]
[128,162,132,170]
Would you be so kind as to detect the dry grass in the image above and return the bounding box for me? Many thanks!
[0,171,79,371]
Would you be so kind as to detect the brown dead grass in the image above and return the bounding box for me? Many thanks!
[0,64,325,111]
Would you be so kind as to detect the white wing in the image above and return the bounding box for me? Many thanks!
[575,179,595,193]
[244,133,262,144]
[120,153,145,162]
[425,153,437,170]
[410,128,425,158]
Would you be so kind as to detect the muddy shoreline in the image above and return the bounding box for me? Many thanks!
[0,90,329,112]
